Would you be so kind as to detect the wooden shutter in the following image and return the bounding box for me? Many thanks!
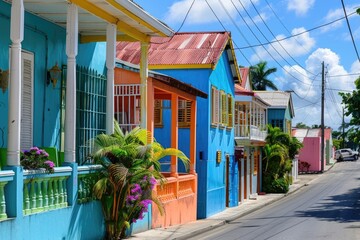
[21,52,34,149]
[227,95,233,128]
[221,91,227,125]
[154,99,163,127]
[178,100,191,127]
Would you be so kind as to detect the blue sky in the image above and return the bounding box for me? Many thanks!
[135,0,360,130]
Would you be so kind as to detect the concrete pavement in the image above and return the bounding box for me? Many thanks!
[129,163,335,240]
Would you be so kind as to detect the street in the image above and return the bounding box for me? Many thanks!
[190,161,360,240]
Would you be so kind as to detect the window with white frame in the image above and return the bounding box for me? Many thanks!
[211,86,233,127]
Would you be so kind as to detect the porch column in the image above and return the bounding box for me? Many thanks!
[140,42,149,130]
[259,148,263,192]
[190,100,197,174]
[7,0,24,166]
[246,147,250,200]
[170,94,179,177]
[64,4,78,163]
[106,23,116,134]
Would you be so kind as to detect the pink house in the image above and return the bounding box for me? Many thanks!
[292,128,334,172]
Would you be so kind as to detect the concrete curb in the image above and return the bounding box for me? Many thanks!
[173,220,226,240]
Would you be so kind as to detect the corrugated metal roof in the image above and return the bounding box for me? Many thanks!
[254,91,290,107]
[239,68,250,88]
[292,128,333,141]
[116,32,231,66]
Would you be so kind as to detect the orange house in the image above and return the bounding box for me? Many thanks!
[114,60,207,229]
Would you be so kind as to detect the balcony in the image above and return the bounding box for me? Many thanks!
[234,124,267,145]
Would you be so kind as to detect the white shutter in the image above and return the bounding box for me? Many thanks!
[20,52,34,149]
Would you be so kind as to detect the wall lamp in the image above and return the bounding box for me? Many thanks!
[0,69,9,93]
[47,63,61,88]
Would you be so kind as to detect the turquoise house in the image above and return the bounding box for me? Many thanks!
[0,0,173,239]
[116,31,241,218]
[254,91,295,135]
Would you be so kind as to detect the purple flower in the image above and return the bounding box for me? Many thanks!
[142,176,147,181]
[140,199,152,207]
[130,184,142,194]
[30,147,39,151]
[44,160,55,168]
[149,177,157,185]
[44,152,49,157]
[36,150,41,155]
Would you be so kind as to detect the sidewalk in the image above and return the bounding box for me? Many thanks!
[129,163,335,240]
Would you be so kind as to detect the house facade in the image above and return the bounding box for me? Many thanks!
[254,91,295,135]
[0,0,173,239]
[292,128,334,172]
[116,31,241,218]
[113,60,207,231]
[234,68,268,202]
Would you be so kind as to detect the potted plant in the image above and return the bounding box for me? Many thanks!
[21,147,55,174]
[91,121,189,240]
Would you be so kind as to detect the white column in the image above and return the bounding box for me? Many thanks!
[246,147,250,200]
[140,42,149,130]
[7,0,24,166]
[106,24,116,134]
[64,4,78,163]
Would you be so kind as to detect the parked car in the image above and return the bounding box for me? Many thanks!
[335,148,359,161]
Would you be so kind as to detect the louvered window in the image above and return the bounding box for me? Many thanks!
[154,99,163,127]
[178,100,191,127]
[227,94,233,128]
[211,87,220,124]
[21,52,34,150]
[221,90,227,125]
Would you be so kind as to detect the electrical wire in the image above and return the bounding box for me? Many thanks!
[341,0,360,62]
[235,11,357,50]
[232,0,314,86]
[249,0,316,77]
[264,0,312,55]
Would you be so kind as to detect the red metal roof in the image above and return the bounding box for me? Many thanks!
[116,32,231,66]
[234,83,254,96]
[239,68,250,88]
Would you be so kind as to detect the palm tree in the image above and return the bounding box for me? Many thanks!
[250,61,278,90]
[91,121,189,239]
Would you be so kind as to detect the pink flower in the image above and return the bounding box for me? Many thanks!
[44,160,55,168]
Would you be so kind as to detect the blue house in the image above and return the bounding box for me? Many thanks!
[254,91,295,135]
[0,0,173,239]
[116,31,241,218]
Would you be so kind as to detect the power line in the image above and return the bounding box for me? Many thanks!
[264,0,312,55]
[341,0,360,62]
[230,0,314,86]
[235,11,357,50]
[249,0,316,77]
[204,0,253,65]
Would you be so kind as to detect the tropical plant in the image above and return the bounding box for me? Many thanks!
[340,77,360,150]
[262,125,302,193]
[91,121,189,240]
[250,61,278,90]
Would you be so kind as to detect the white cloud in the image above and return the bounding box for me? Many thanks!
[288,48,358,129]
[164,0,259,25]
[250,27,316,62]
[287,0,315,16]
[321,5,358,33]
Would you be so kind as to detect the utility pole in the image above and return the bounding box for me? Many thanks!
[342,107,345,148]
[321,61,325,172]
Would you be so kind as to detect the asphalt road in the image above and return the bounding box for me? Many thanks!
[189,160,360,240]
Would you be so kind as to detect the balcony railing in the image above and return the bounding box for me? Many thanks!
[0,170,14,220]
[23,167,72,215]
[77,165,102,204]
[234,124,267,142]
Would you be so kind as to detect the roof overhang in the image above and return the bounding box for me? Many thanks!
[4,0,174,43]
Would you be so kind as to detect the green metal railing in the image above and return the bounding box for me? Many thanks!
[23,167,72,215]
[77,165,102,204]
[0,170,14,220]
